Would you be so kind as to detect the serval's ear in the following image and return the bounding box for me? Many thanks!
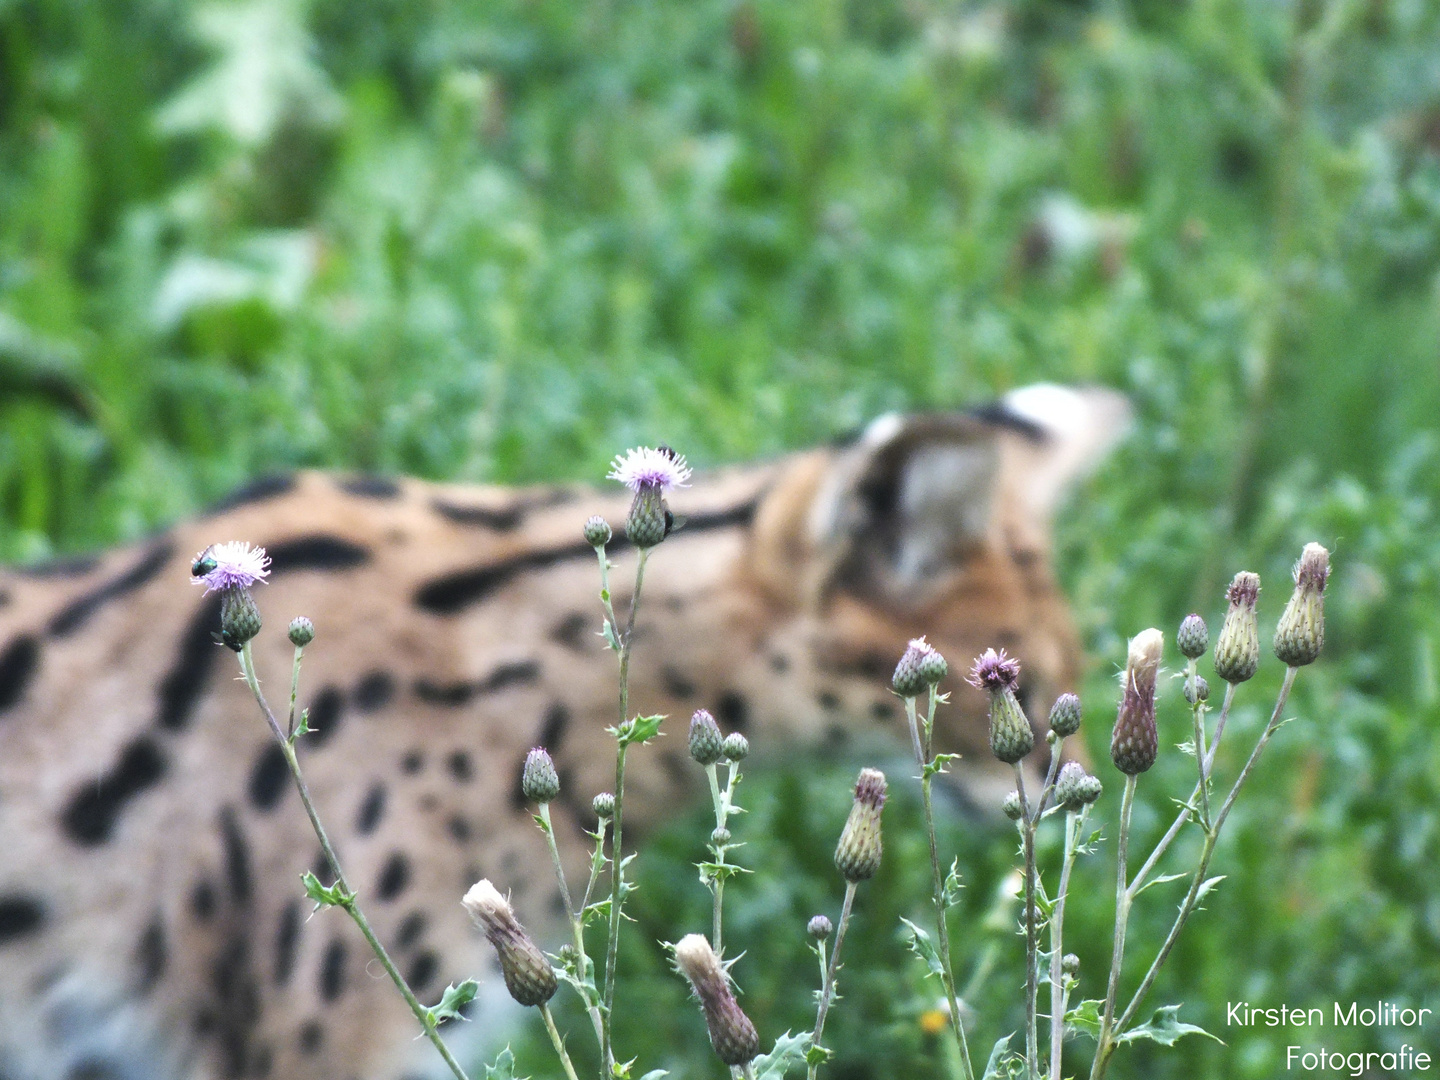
[795,384,1130,608]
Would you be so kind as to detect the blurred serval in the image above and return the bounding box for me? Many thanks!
[0,384,1128,1080]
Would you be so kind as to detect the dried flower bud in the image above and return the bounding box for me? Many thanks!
[1274,543,1329,667]
[462,879,558,1007]
[722,733,749,762]
[711,827,731,847]
[1048,692,1082,738]
[1177,614,1208,660]
[1184,674,1210,705]
[967,649,1033,764]
[287,616,315,647]
[521,748,560,804]
[689,709,724,765]
[807,915,833,941]
[1062,953,1080,976]
[219,589,262,651]
[592,792,615,819]
[1111,628,1163,775]
[1054,761,1103,810]
[583,515,612,547]
[835,768,887,882]
[1002,791,1024,820]
[673,934,760,1066]
[893,637,947,696]
[1213,572,1261,684]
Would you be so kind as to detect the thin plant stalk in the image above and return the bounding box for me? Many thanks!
[1014,765,1038,1080]
[904,693,976,1080]
[539,803,606,1050]
[808,880,858,1080]
[237,643,472,1080]
[541,1002,584,1080]
[706,761,740,953]
[1089,773,1137,1080]
[1047,809,1086,1080]
[1187,660,1211,827]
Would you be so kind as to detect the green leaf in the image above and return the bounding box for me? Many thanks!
[804,1045,833,1067]
[900,918,947,981]
[697,861,752,883]
[290,708,310,741]
[1116,1005,1224,1047]
[943,859,965,908]
[981,1033,1017,1079]
[923,753,960,780]
[615,714,666,746]
[484,1047,526,1079]
[1195,875,1227,904]
[1134,871,1189,896]
[300,871,351,910]
[602,619,621,651]
[638,1072,669,1080]
[752,1031,813,1078]
[533,813,552,834]
[427,979,478,1025]
[1064,999,1105,1039]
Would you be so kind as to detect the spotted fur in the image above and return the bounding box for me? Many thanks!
[0,385,1128,1080]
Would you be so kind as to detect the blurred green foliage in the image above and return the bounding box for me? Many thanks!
[3,0,1440,1076]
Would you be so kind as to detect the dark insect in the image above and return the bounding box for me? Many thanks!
[191,549,217,578]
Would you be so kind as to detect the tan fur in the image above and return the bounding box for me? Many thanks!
[0,387,1126,1080]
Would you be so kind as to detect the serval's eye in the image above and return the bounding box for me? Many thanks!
[191,553,217,578]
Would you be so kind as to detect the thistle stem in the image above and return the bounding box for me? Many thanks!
[1188,659,1212,828]
[541,1002,584,1080]
[1015,765,1039,1080]
[540,803,606,1051]
[238,643,471,1080]
[1089,773,1137,1080]
[808,880,857,1080]
[1048,809,1085,1080]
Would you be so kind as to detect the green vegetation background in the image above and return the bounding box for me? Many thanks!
[3,0,1439,1076]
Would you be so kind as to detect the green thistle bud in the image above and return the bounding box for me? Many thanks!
[583,515,612,548]
[1062,953,1080,976]
[1002,791,1024,821]
[463,879,558,1007]
[1185,674,1210,705]
[1213,572,1261,684]
[219,589,262,651]
[835,768,886,882]
[1048,692,1082,738]
[673,934,760,1066]
[1054,761,1103,810]
[892,636,947,697]
[966,649,1034,764]
[625,486,670,548]
[592,792,615,819]
[722,733,749,762]
[807,915,832,941]
[1111,628,1163,775]
[711,827,731,847]
[1274,543,1329,667]
[689,709,724,765]
[287,616,315,647]
[521,748,560,804]
[1177,613,1208,660]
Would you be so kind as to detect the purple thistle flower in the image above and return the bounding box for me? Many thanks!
[191,542,270,594]
[966,647,1022,693]
[608,446,692,493]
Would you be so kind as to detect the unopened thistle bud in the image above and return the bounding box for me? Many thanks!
[673,934,760,1066]
[1048,692,1082,738]
[722,733,749,762]
[592,792,615,819]
[711,827,731,847]
[1062,953,1080,976]
[287,616,315,647]
[689,709,724,765]
[1002,790,1024,820]
[462,879,558,1007]
[219,588,262,651]
[1177,614,1208,660]
[1213,572,1261,684]
[583,515,612,548]
[1111,629,1164,775]
[521,748,560,804]
[835,768,887,882]
[609,446,691,549]
[1054,761,1103,810]
[967,648,1034,764]
[892,636,947,696]
[1185,674,1210,705]
[807,915,833,941]
[1274,543,1329,667]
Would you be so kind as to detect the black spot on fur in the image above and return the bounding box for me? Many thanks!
[770,653,790,673]
[430,499,525,530]
[414,660,540,706]
[136,915,167,992]
[339,475,401,499]
[156,592,223,731]
[447,751,473,783]
[407,951,439,994]
[817,691,841,712]
[250,1043,273,1078]
[192,880,217,921]
[303,686,345,748]
[375,853,411,902]
[538,701,570,751]
[13,554,100,578]
[396,911,427,950]
[355,782,386,836]
[274,900,301,986]
[446,815,471,843]
[45,542,175,638]
[550,611,591,651]
[0,895,46,942]
[662,667,697,699]
[65,1061,122,1080]
[716,691,750,732]
[353,671,395,712]
[870,701,895,722]
[265,536,370,575]
[412,678,472,706]
[248,744,289,812]
[968,400,1051,442]
[62,736,168,846]
[204,474,296,516]
[401,750,424,774]
[221,807,252,904]
[211,932,260,1078]
[298,1020,324,1054]
[319,940,347,1002]
[0,635,41,713]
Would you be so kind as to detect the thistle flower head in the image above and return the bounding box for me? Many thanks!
[1054,761,1103,810]
[1214,571,1261,684]
[288,616,315,647]
[722,733,749,762]
[218,589,262,651]
[1177,613,1208,660]
[1274,543,1329,667]
[689,709,724,765]
[1111,628,1164,775]
[1048,692,1082,738]
[521,747,560,804]
[807,915,833,941]
[592,792,615,819]
[1002,790,1024,820]
[191,541,270,594]
[835,768,887,881]
[608,446,692,493]
[672,934,760,1066]
[583,515,612,547]
[892,636,948,696]
[462,879,558,1007]
[966,648,1022,694]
